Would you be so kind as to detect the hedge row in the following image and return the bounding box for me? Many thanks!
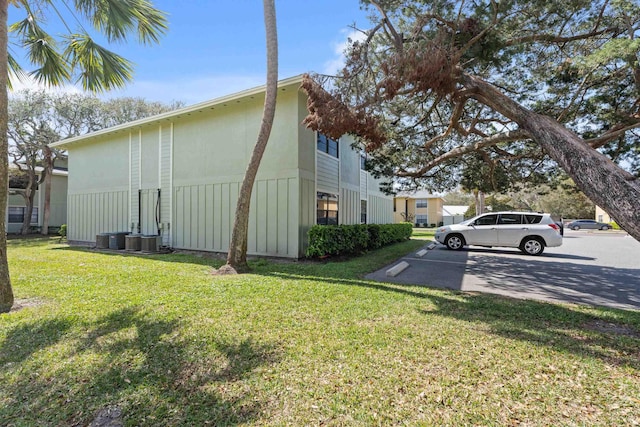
[306,222,413,258]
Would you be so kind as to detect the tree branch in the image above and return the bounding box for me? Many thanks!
[586,121,640,149]
[505,27,618,46]
[398,129,530,178]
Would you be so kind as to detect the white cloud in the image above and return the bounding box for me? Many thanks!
[8,74,82,97]
[323,29,367,75]
[102,74,267,105]
[8,72,269,106]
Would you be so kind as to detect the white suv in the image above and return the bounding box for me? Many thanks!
[435,212,563,255]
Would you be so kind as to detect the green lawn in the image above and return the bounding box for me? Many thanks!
[411,227,436,240]
[1,237,639,426]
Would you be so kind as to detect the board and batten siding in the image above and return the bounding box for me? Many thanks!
[172,177,298,257]
[340,187,360,225]
[68,190,129,241]
[360,170,368,200]
[159,125,172,245]
[298,176,316,256]
[129,132,140,233]
[367,194,393,224]
[316,152,339,194]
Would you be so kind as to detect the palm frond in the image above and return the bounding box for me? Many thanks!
[130,0,168,44]
[64,33,134,91]
[8,53,28,90]
[10,8,72,86]
[73,0,167,44]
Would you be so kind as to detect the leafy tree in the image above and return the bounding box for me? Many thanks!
[8,90,58,234]
[8,90,180,236]
[0,0,168,313]
[441,189,474,206]
[301,0,640,241]
[221,0,278,274]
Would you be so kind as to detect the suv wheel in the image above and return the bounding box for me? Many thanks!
[572,225,580,230]
[600,225,610,230]
[520,237,545,255]
[445,234,465,251]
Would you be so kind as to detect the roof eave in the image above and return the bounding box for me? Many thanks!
[50,74,305,149]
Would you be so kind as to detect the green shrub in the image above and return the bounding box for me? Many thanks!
[58,224,67,238]
[306,222,413,258]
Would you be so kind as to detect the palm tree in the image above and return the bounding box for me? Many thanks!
[221,0,278,273]
[0,0,168,313]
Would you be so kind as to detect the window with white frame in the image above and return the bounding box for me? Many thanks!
[416,199,428,208]
[415,214,428,224]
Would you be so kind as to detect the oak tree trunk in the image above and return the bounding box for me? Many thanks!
[463,74,640,241]
[20,177,36,235]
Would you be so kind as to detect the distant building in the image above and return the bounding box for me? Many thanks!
[7,165,68,234]
[393,191,444,226]
[442,205,468,225]
[595,206,614,223]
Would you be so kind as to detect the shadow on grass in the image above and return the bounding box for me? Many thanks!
[6,235,63,248]
[0,317,72,363]
[0,306,280,426]
[258,268,640,370]
[45,238,428,272]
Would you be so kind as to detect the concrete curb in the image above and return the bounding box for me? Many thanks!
[386,261,410,277]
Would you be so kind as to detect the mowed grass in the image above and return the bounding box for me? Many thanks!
[411,227,436,240]
[1,237,639,426]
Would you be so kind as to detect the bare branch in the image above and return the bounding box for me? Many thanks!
[398,129,530,178]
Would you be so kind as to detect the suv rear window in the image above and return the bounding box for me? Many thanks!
[524,214,543,224]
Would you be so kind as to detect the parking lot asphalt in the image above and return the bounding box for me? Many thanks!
[365,230,640,311]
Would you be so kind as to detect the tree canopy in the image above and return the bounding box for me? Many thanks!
[302,0,640,240]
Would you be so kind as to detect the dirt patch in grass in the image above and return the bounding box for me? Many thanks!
[10,298,47,313]
[584,320,640,338]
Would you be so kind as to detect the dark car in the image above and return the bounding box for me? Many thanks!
[566,219,611,230]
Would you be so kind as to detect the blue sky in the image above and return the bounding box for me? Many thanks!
[9,0,372,105]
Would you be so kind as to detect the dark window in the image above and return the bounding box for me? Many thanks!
[8,207,38,224]
[498,214,522,225]
[360,156,366,170]
[317,192,338,225]
[317,133,339,158]
[474,214,498,226]
[416,214,428,223]
[361,200,367,224]
[416,199,428,208]
[524,214,543,224]
[9,175,29,189]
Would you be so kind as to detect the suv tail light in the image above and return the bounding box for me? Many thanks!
[548,223,561,232]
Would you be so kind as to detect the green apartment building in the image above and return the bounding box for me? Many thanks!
[51,76,393,258]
